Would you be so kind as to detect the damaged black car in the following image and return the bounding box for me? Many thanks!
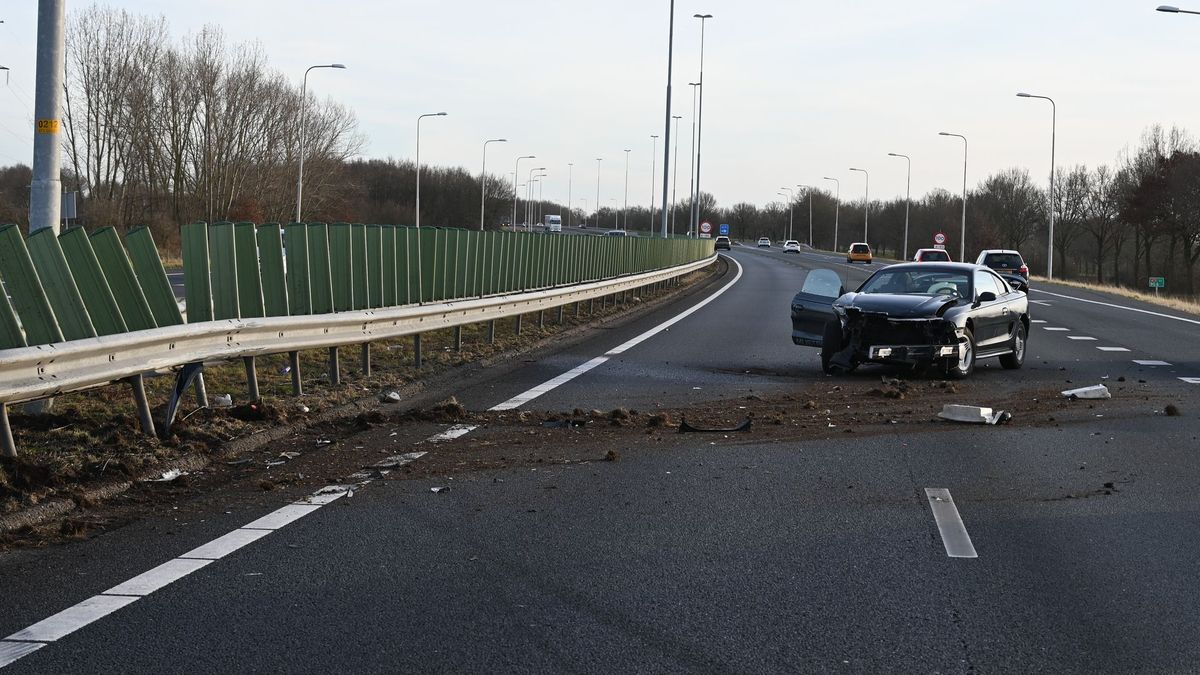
[790,262,1029,378]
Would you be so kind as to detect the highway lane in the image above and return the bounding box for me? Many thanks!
[4,241,1200,672]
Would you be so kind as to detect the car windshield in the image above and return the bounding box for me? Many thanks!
[859,269,971,297]
[984,253,1023,269]
[851,244,869,253]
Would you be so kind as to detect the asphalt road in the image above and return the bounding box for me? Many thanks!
[4,244,1200,673]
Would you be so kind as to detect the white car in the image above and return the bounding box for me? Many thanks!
[757,237,771,247]
[783,240,801,253]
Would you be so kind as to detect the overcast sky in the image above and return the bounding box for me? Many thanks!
[2,1,1199,213]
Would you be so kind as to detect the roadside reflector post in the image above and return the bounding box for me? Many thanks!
[289,351,303,396]
[243,356,260,401]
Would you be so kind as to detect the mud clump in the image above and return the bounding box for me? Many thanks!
[647,413,674,428]
[1165,404,1181,417]
[409,397,468,423]
[604,449,621,462]
[610,408,632,424]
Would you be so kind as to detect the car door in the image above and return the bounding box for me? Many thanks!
[790,268,845,347]
[991,271,1024,340]
[971,270,1006,347]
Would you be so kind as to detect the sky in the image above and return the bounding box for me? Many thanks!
[2,0,1199,214]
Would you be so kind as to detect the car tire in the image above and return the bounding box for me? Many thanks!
[945,328,975,379]
[820,320,844,375]
[846,258,853,263]
[1000,322,1026,370]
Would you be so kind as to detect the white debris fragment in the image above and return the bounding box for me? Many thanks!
[430,486,449,494]
[142,469,188,482]
[1062,384,1111,400]
[938,404,1012,425]
[211,394,233,408]
[381,391,402,403]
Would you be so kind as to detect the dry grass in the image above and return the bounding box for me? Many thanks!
[1032,275,1200,316]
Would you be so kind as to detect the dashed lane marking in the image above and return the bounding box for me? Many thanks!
[1032,288,1200,326]
[1133,360,1172,367]
[1031,319,1047,324]
[924,488,978,559]
[1097,347,1130,352]
[1180,378,1200,384]
[1030,300,1052,306]
[1042,327,1070,331]
[426,424,479,442]
[1067,336,1097,341]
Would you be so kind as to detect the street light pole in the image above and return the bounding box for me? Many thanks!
[849,168,869,244]
[512,155,535,230]
[693,13,713,233]
[823,177,840,252]
[479,138,507,230]
[939,132,968,262]
[567,162,573,228]
[415,111,448,230]
[671,115,682,237]
[1157,5,1200,15]
[294,63,346,224]
[595,158,603,229]
[1017,92,1057,278]
[650,135,659,231]
[660,0,677,239]
[623,148,631,231]
[798,184,814,247]
[887,153,911,260]
[29,0,65,234]
[526,166,546,230]
[687,82,699,235]
[779,186,794,240]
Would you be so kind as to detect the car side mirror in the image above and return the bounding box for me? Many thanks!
[976,291,997,305]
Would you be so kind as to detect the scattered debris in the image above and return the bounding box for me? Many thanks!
[937,404,1012,425]
[604,449,621,462]
[279,452,301,460]
[1165,404,1181,417]
[295,404,310,414]
[541,419,589,428]
[647,413,673,428]
[380,391,402,403]
[610,408,632,421]
[141,469,188,483]
[1062,385,1111,400]
[679,417,752,433]
[211,394,233,409]
[225,458,252,466]
[430,486,449,494]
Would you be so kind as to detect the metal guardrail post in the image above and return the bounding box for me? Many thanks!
[328,347,341,385]
[414,334,423,368]
[289,351,303,396]
[515,314,523,336]
[454,326,463,352]
[193,372,209,408]
[361,343,371,376]
[0,403,15,458]
[488,320,496,344]
[538,310,545,328]
[244,356,260,400]
[128,374,156,436]
[558,305,565,324]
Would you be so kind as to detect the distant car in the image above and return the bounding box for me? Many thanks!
[783,240,801,253]
[913,248,952,263]
[714,235,731,251]
[976,249,1029,281]
[790,262,1030,378]
[757,237,771,248]
[605,229,628,237]
[846,242,872,264]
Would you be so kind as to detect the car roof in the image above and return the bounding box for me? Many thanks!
[884,262,988,273]
[915,248,947,253]
[978,249,1022,256]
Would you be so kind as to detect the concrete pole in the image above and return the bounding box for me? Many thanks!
[30,0,65,234]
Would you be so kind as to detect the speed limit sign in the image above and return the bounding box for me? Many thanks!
[933,232,947,247]
[700,221,713,234]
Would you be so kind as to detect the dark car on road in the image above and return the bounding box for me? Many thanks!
[790,262,1029,378]
[715,235,731,251]
[975,249,1030,283]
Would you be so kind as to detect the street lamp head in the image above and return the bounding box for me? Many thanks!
[1158,5,1180,12]
[823,176,835,180]
[689,82,700,87]
[436,112,447,116]
[1016,92,1032,97]
[673,115,683,119]
[694,13,713,19]
[330,63,347,69]
[887,152,899,157]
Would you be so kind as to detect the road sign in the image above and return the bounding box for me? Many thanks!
[719,223,729,236]
[1149,277,1165,289]
[933,232,947,246]
[700,221,712,235]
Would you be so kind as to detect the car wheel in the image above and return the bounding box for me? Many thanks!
[945,328,975,379]
[846,258,853,263]
[1000,322,1026,370]
[820,320,844,374]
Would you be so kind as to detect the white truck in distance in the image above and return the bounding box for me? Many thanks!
[544,214,562,233]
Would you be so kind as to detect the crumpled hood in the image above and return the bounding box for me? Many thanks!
[838,293,958,318]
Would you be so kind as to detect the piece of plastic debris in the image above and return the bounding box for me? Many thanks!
[937,404,1012,425]
[279,366,291,374]
[225,458,252,466]
[316,439,332,446]
[1062,384,1111,400]
[142,469,188,482]
[265,460,286,467]
[380,391,402,403]
[211,394,233,408]
[678,417,752,433]
[430,486,449,494]
[279,451,301,460]
[295,404,310,414]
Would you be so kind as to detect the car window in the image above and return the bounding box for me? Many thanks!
[850,244,869,253]
[860,269,969,297]
[983,253,1023,269]
[927,250,949,261]
[973,270,1001,298]
[799,269,843,299]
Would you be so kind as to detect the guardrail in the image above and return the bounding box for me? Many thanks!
[0,221,715,456]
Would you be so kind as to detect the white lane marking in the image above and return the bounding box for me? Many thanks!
[1067,336,1097,341]
[1033,288,1200,326]
[1030,300,1052,306]
[1097,347,1130,352]
[5,595,139,642]
[103,558,214,597]
[489,256,745,411]
[1031,319,1047,324]
[426,424,479,442]
[242,504,323,531]
[1042,327,1070,331]
[178,528,272,560]
[924,488,978,559]
[1133,360,1172,367]
[1180,377,1200,384]
[0,642,44,667]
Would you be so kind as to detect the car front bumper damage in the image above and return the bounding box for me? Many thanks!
[829,312,962,369]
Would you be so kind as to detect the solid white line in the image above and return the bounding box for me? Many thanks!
[178,528,272,560]
[103,558,214,597]
[242,504,323,531]
[1042,327,1070,331]
[5,595,139,642]
[489,257,745,412]
[1133,360,1172,367]
[1180,377,1200,384]
[924,488,978,559]
[1067,336,1097,341]
[0,642,44,667]
[426,424,479,442]
[1033,288,1200,326]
